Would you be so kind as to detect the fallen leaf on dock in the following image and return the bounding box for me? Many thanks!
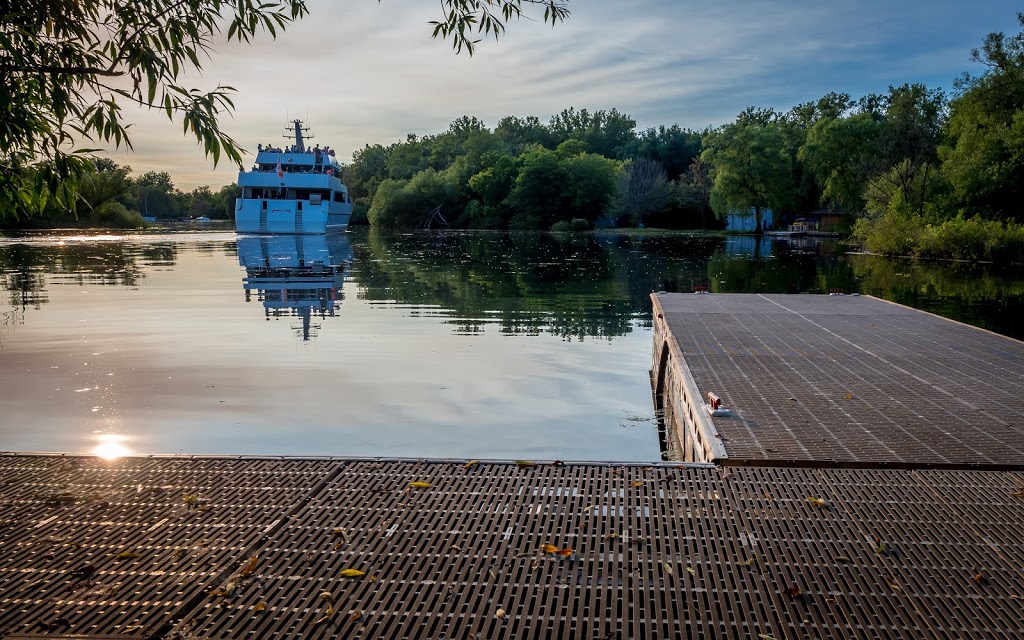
[540,544,559,554]
[885,576,902,592]
[630,481,644,487]
[662,561,674,575]
[113,551,138,559]
[556,548,574,557]
[320,590,335,603]
[349,610,363,622]
[409,481,431,488]
[735,558,755,566]
[1010,489,1024,498]
[253,602,266,612]
[339,569,366,578]
[515,460,537,468]
[239,554,259,576]
[971,571,989,586]
[686,566,696,575]
[464,460,480,469]
[806,496,827,508]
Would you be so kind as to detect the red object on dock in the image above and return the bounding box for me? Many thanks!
[707,392,721,410]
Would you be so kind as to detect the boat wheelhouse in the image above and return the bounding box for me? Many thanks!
[235,120,353,234]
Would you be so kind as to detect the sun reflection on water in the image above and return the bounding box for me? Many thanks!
[91,434,132,460]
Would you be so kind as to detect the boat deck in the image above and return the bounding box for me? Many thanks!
[1,454,1023,639]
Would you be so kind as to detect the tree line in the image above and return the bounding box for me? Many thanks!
[0,158,240,229]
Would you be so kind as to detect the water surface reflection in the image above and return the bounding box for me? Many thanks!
[1,229,1021,460]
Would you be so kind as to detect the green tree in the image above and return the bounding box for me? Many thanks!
[213,184,242,219]
[941,13,1024,220]
[702,120,795,232]
[495,115,553,151]
[506,145,566,229]
[135,171,179,219]
[608,157,670,225]
[77,159,135,213]
[623,125,702,180]
[547,107,637,158]
[870,84,946,216]
[799,112,883,212]
[367,169,458,229]
[558,150,620,225]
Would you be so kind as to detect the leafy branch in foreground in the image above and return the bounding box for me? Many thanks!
[1,0,309,218]
[426,0,570,55]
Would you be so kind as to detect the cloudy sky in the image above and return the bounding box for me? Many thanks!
[101,0,1022,191]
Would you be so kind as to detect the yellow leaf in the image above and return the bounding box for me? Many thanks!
[515,460,537,468]
[556,547,574,557]
[253,602,266,612]
[540,544,558,554]
[239,554,259,576]
[464,460,480,469]
[339,569,366,578]
[1011,489,1024,498]
[630,481,644,487]
[349,610,363,622]
[409,481,432,488]
[686,566,696,575]
[806,496,827,508]
[844,393,854,400]
[114,551,138,559]
[662,561,674,574]
[736,558,755,566]
[758,635,780,640]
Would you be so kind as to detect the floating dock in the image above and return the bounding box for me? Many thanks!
[651,293,1024,467]
[1,293,1023,638]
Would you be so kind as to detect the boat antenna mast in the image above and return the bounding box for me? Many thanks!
[285,119,312,150]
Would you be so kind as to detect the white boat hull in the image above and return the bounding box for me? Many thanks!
[235,198,352,234]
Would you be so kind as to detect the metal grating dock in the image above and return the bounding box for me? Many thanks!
[2,455,1023,639]
[652,293,1024,467]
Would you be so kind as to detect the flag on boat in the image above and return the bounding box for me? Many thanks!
[276,157,283,179]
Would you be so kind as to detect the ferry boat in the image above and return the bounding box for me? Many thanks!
[235,120,353,234]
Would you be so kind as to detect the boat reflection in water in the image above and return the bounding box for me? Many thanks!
[237,234,352,340]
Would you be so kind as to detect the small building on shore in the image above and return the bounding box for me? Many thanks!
[724,207,774,232]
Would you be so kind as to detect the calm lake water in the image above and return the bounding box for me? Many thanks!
[2,228,1022,460]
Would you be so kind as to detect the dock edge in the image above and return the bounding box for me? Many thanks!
[650,293,728,463]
